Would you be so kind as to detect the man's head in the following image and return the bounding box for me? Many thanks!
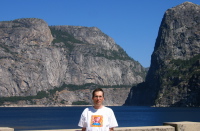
[92,88,104,98]
[92,88,104,109]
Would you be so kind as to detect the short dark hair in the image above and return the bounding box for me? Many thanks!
[92,88,104,98]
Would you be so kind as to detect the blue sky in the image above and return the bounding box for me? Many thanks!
[1,0,200,67]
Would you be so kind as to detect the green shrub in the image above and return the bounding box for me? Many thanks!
[0,90,49,105]
[49,27,83,52]
[72,101,90,105]
[0,83,131,105]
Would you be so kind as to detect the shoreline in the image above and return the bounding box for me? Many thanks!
[0,104,122,107]
[0,105,93,107]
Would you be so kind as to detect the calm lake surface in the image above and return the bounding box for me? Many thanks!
[0,106,200,131]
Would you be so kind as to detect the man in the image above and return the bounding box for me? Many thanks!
[78,88,118,131]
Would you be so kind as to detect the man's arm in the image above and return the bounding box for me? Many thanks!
[110,128,114,131]
[81,127,86,131]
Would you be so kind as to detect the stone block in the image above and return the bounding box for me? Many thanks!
[115,126,175,131]
[163,121,200,131]
[29,126,174,131]
[0,127,14,131]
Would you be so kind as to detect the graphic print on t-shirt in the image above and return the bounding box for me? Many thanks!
[90,115,103,127]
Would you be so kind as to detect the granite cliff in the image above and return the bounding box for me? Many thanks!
[0,18,146,106]
[125,2,200,107]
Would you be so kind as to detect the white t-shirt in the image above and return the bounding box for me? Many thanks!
[78,106,118,131]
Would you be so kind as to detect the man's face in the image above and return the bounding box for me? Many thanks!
[92,91,104,107]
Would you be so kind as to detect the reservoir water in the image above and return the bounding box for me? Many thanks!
[0,106,199,131]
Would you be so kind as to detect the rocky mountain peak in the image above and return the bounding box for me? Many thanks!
[0,18,53,47]
[154,1,200,63]
[50,25,118,51]
[125,2,200,107]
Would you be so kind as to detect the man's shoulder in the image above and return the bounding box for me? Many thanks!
[83,106,95,112]
[103,106,113,112]
[84,106,92,110]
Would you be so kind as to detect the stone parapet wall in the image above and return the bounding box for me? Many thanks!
[65,121,200,131]
[2,121,200,131]
[115,126,174,131]
[62,126,174,131]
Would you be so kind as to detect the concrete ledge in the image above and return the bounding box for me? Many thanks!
[23,128,81,131]
[163,121,200,131]
[35,126,174,131]
[0,127,14,131]
[3,121,200,131]
[115,126,174,131]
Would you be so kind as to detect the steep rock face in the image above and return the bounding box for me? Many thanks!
[0,18,146,106]
[43,87,131,106]
[125,2,200,107]
[0,18,55,97]
[2,87,131,106]
[50,26,145,86]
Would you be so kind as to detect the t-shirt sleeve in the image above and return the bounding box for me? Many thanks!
[109,109,118,128]
[78,109,87,127]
